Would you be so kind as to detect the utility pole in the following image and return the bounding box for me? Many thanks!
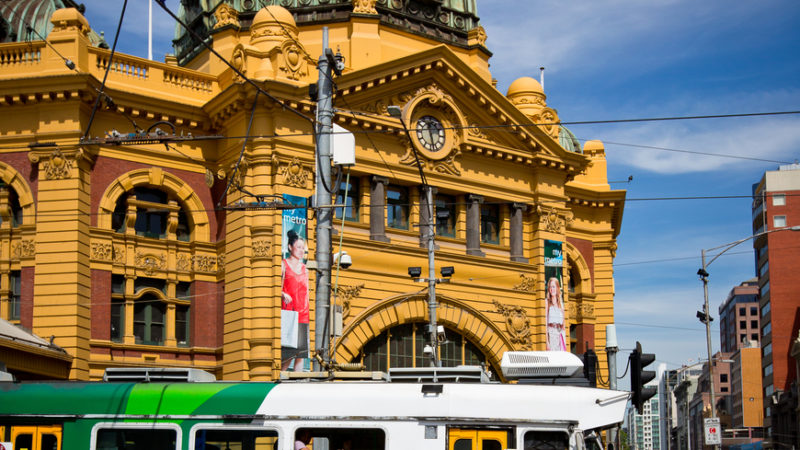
[606,324,619,450]
[424,185,439,367]
[313,27,341,370]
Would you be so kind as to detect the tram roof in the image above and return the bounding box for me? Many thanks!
[0,381,628,431]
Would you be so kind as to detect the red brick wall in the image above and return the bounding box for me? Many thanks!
[766,189,800,391]
[573,323,595,353]
[20,266,35,329]
[567,237,595,291]
[192,280,224,348]
[91,269,111,340]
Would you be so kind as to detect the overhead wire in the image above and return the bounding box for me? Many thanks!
[82,0,128,141]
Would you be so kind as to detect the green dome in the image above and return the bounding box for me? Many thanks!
[1,0,106,46]
[174,0,481,66]
[559,125,582,154]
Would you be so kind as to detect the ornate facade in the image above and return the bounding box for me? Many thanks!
[0,2,624,381]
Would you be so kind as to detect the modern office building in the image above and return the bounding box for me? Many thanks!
[718,279,760,353]
[628,385,662,450]
[751,164,800,443]
[0,2,625,381]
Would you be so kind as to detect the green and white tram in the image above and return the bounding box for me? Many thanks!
[0,352,629,450]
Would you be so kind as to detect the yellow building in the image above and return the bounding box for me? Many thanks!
[0,1,624,382]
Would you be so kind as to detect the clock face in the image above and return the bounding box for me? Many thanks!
[415,115,445,152]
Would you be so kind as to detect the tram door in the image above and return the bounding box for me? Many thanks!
[9,425,61,450]
[448,429,506,450]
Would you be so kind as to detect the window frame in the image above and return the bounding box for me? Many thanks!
[435,194,457,238]
[335,178,360,222]
[480,203,500,245]
[386,184,410,230]
[9,270,21,321]
[91,422,181,450]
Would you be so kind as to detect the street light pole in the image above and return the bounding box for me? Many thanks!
[697,225,800,448]
[388,105,441,367]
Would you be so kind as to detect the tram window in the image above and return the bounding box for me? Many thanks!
[523,431,569,450]
[96,428,176,450]
[194,429,278,450]
[454,439,472,450]
[483,440,502,450]
[15,433,33,450]
[41,433,58,450]
[295,427,385,450]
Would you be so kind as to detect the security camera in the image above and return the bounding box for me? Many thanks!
[333,251,352,269]
[423,345,434,356]
[436,325,446,343]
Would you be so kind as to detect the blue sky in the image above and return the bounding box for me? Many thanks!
[78,1,800,384]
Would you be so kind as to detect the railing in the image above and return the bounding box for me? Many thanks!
[0,42,44,68]
[96,52,149,80]
[89,47,218,103]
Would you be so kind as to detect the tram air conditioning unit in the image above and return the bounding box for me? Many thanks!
[500,351,583,380]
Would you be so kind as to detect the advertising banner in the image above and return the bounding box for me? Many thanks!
[281,194,309,371]
[544,240,567,351]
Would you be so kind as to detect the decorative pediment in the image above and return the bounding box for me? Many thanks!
[333,47,589,176]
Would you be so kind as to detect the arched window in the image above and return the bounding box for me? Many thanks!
[360,323,492,373]
[112,187,191,241]
[134,293,165,345]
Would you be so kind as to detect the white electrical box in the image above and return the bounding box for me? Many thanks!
[332,124,355,166]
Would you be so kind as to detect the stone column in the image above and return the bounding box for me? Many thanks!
[466,194,484,257]
[29,146,94,379]
[510,202,528,263]
[369,176,389,242]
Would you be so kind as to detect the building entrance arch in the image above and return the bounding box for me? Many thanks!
[333,292,514,379]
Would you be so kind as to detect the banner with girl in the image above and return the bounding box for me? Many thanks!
[281,194,309,371]
[544,240,567,351]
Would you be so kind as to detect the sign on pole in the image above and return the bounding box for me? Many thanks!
[704,417,721,445]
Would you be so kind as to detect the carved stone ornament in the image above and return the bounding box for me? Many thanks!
[193,255,217,273]
[353,0,378,14]
[335,283,364,318]
[176,254,191,272]
[217,254,225,273]
[231,44,247,83]
[252,240,272,259]
[280,157,310,188]
[135,252,166,276]
[43,149,73,180]
[91,243,113,261]
[12,240,35,259]
[568,302,595,321]
[213,3,240,29]
[513,273,536,293]
[113,246,125,264]
[468,25,487,46]
[537,205,573,233]
[279,41,310,81]
[493,299,532,349]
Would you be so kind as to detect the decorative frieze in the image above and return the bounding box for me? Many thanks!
[193,255,217,273]
[279,157,310,188]
[91,243,113,261]
[135,252,166,276]
[12,240,35,259]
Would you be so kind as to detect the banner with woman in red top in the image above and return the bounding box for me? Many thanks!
[281,194,309,371]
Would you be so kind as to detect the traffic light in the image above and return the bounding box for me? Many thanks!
[630,341,656,414]
[583,348,598,387]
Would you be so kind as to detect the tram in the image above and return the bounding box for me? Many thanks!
[0,352,629,450]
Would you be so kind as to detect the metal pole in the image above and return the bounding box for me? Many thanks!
[606,324,619,450]
[701,249,719,450]
[426,186,439,367]
[314,27,333,370]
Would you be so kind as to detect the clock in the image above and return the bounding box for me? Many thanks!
[415,115,445,152]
